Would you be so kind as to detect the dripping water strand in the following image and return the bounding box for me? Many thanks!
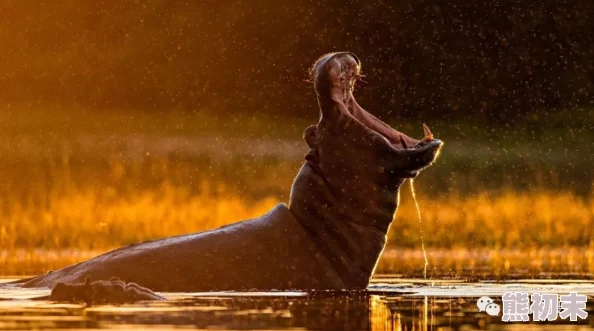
[409,178,428,280]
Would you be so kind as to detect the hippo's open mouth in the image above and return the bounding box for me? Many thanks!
[353,104,443,176]
[311,52,443,176]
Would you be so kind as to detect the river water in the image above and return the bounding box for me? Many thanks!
[1,277,593,330]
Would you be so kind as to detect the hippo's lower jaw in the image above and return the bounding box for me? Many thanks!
[14,53,442,293]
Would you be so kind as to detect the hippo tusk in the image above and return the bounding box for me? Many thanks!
[422,124,434,141]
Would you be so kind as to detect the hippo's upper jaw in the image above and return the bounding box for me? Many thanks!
[307,52,443,183]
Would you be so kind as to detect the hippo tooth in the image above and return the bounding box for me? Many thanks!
[422,124,434,141]
[398,133,409,149]
[422,124,432,136]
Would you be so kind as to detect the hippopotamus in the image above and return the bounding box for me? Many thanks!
[15,52,442,292]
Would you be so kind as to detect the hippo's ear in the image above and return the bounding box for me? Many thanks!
[303,125,322,149]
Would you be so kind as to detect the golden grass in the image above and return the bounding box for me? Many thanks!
[0,172,592,251]
[0,109,592,276]
[393,186,594,248]
[0,180,279,250]
[375,246,594,279]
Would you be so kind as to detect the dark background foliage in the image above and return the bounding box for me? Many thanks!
[0,1,592,122]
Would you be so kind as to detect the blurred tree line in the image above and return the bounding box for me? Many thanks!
[0,0,592,122]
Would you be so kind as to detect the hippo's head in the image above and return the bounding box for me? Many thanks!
[288,52,443,287]
[304,52,443,192]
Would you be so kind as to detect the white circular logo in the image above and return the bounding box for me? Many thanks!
[477,296,493,312]
[485,303,501,316]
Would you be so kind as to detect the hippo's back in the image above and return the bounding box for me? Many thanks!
[22,203,343,292]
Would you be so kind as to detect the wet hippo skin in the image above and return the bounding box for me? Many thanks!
[17,52,443,292]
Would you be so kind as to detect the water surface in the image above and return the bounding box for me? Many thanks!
[1,278,593,330]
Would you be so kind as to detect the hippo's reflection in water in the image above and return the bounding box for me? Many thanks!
[1,288,593,330]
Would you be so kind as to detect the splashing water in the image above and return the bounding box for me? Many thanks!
[409,179,428,279]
